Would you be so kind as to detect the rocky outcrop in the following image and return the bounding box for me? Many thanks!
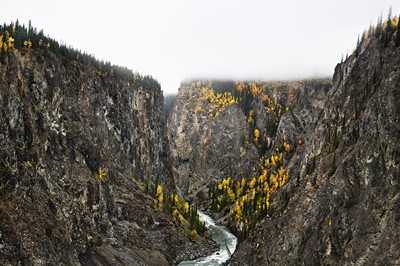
[230,36,400,264]
[167,80,330,202]
[167,83,259,200]
[252,80,330,156]
[0,48,210,265]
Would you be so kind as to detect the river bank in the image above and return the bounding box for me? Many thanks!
[178,211,238,266]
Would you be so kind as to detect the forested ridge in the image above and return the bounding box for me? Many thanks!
[0,20,159,90]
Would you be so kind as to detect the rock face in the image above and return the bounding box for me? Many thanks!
[168,35,399,264]
[0,48,206,265]
[230,37,400,264]
[167,80,330,202]
[167,83,258,200]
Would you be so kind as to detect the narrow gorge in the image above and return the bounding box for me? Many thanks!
[0,35,215,265]
[1,16,399,266]
[167,28,400,265]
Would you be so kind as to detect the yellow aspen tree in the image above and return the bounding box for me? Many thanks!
[174,194,179,204]
[7,36,14,49]
[98,167,106,179]
[190,229,198,242]
[254,129,260,142]
[156,184,162,196]
[283,142,290,152]
[235,82,245,93]
[249,177,256,189]
[247,110,254,124]
[155,184,163,207]
[250,83,261,97]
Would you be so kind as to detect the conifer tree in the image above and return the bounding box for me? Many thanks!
[375,14,383,39]
[396,13,400,47]
[355,35,361,57]
[387,6,393,36]
[384,7,393,46]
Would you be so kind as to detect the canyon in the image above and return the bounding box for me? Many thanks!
[0,20,399,265]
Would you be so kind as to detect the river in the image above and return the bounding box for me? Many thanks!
[178,211,237,266]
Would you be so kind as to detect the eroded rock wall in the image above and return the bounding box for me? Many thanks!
[0,48,195,265]
[167,83,258,200]
[167,80,330,203]
[230,36,400,265]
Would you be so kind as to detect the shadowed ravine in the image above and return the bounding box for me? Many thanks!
[178,211,237,266]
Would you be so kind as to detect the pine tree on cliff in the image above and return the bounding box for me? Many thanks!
[13,20,23,49]
[355,35,361,57]
[396,13,400,47]
[384,7,393,46]
[375,15,383,39]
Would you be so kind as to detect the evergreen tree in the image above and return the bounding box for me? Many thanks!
[387,6,393,35]
[396,13,400,47]
[375,14,383,39]
[384,7,393,46]
[355,35,361,57]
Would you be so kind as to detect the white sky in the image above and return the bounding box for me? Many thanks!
[2,1,399,94]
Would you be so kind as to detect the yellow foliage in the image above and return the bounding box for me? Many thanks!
[265,158,271,169]
[24,39,32,48]
[270,156,277,167]
[261,94,270,102]
[173,209,183,221]
[94,167,106,181]
[277,167,288,187]
[283,142,290,152]
[195,105,203,112]
[250,83,261,97]
[259,169,267,184]
[241,178,247,188]
[227,187,235,202]
[156,184,163,196]
[174,194,179,204]
[199,87,236,109]
[247,110,254,124]
[254,129,260,142]
[249,177,256,189]
[298,138,303,146]
[190,229,198,242]
[154,184,164,208]
[235,82,245,93]
[158,193,164,204]
[7,36,14,49]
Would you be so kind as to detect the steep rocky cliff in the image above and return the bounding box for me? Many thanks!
[0,47,211,265]
[168,80,330,204]
[168,32,399,265]
[229,33,400,265]
[167,82,258,200]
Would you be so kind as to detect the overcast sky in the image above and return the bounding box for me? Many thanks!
[2,1,399,94]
